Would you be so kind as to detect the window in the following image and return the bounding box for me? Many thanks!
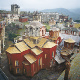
[36,28,38,31]
[16,68,20,73]
[39,59,40,65]
[39,57,42,68]
[15,60,19,66]
[30,27,33,35]
[39,57,42,66]
[74,32,76,35]
[45,54,47,59]
[24,69,26,74]
[52,51,54,57]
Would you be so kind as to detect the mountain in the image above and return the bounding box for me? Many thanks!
[69,8,80,15]
[41,8,80,20]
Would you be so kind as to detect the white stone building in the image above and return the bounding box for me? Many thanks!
[5,14,19,24]
[40,12,59,23]
[25,21,46,37]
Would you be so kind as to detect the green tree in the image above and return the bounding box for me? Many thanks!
[8,33,20,41]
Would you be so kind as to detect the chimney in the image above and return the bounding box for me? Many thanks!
[64,61,71,80]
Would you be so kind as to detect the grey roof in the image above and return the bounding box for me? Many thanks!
[55,55,65,64]
[59,33,80,43]
[29,21,45,27]
[62,27,80,32]
[52,23,65,30]
[25,21,45,28]
[49,27,60,31]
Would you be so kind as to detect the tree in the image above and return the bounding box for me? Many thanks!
[8,33,20,41]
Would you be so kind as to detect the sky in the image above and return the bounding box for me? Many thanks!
[0,0,80,11]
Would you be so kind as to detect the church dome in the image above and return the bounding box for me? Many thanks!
[29,21,44,27]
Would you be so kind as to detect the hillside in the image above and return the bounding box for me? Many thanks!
[69,8,80,15]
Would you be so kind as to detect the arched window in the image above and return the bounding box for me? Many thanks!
[15,60,19,66]
[35,28,38,36]
[30,27,33,36]
[45,54,47,59]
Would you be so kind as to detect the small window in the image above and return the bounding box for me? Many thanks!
[16,68,20,73]
[45,54,47,59]
[39,59,40,65]
[52,51,54,57]
[36,28,38,31]
[15,60,19,66]
[24,69,26,74]
[39,57,42,67]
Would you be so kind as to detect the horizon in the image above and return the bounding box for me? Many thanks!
[0,7,80,12]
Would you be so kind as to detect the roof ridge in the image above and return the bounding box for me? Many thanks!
[15,45,21,52]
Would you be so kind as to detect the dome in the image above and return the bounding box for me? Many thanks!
[29,21,44,27]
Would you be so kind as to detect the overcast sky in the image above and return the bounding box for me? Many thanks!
[0,0,80,11]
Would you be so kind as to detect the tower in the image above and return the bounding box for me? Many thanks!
[11,4,20,15]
